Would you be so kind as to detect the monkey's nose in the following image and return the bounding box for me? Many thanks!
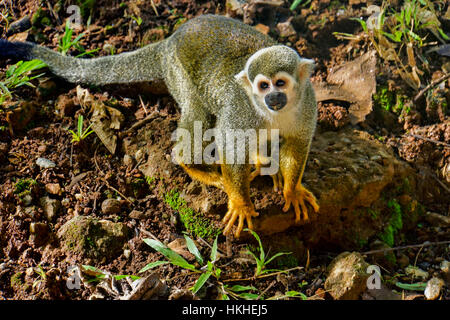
[265,92,287,111]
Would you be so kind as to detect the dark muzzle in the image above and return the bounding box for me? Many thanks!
[265,92,287,111]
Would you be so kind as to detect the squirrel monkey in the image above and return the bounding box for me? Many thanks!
[0,15,319,238]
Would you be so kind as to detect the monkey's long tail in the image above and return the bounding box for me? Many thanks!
[0,39,165,85]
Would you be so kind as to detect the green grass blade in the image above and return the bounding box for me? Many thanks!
[138,260,169,273]
[210,236,218,262]
[228,285,257,292]
[290,0,304,11]
[184,234,203,265]
[143,238,198,271]
[264,251,292,265]
[395,282,427,291]
[191,271,212,294]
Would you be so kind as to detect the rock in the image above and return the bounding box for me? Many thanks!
[396,253,410,269]
[276,18,296,38]
[130,115,422,250]
[440,260,450,283]
[101,198,122,215]
[226,0,245,16]
[36,157,56,169]
[129,209,145,220]
[405,265,429,280]
[123,154,135,167]
[424,277,444,300]
[57,216,130,262]
[40,197,61,222]
[29,222,49,247]
[21,194,33,206]
[324,252,370,300]
[425,212,450,227]
[254,23,270,35]
[45,183,62,196]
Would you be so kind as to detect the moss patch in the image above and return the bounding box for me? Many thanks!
[164,189,220,239]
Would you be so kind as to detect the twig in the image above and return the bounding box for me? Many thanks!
[362,240,450,255]
[257,280,276,300]
[222,266,303,283]
[150,0,159,16]
[430,173,450,194]
[118,111,159,138]
[413,73,450,103]
[408,134,450,148]
[46,0,61,25]
[139,228,160,241]
[138,95,148,116]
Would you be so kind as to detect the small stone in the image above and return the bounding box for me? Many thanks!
[123,154,135,167]
[135,149,144,163]
[61,198,70,207]
[101,198,122,215]
[40,197,61,222]
[405,265,429,280]
[102,43,115,54]
[29,222,49,247]
[36,157,56,169]
[21,206,35,219]
[254,23,270,35]
[21,194,33,206]
[425,212,450,227]
[123,249,131,259]
[276,19,297,38]
[226,0,244,16]
[26,267,34,277]
[45,183,62,196]
[129,209,144,220]
[396,253,410,269]
[424,277,444,300]
[324,252,370,300]
[37,145,47,153]
[440,260,450,283]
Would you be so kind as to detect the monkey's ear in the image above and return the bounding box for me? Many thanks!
[235,70,252,91]
[297,58,315,81]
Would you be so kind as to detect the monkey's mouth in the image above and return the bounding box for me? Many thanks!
[265,92,287,111]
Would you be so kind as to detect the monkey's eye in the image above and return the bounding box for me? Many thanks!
[275,79,286,87]
[259,82,269,90]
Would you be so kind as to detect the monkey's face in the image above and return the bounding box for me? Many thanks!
[251,72,296,112]
[235,45,314,116]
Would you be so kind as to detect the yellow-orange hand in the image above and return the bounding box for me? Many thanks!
[283,184,319,222]
[222,199,259,238]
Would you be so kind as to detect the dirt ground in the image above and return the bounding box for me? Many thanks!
[0,0,449,300]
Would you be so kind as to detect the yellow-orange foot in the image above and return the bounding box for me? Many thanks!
[283,184,319,222]
[222,200,259,238]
